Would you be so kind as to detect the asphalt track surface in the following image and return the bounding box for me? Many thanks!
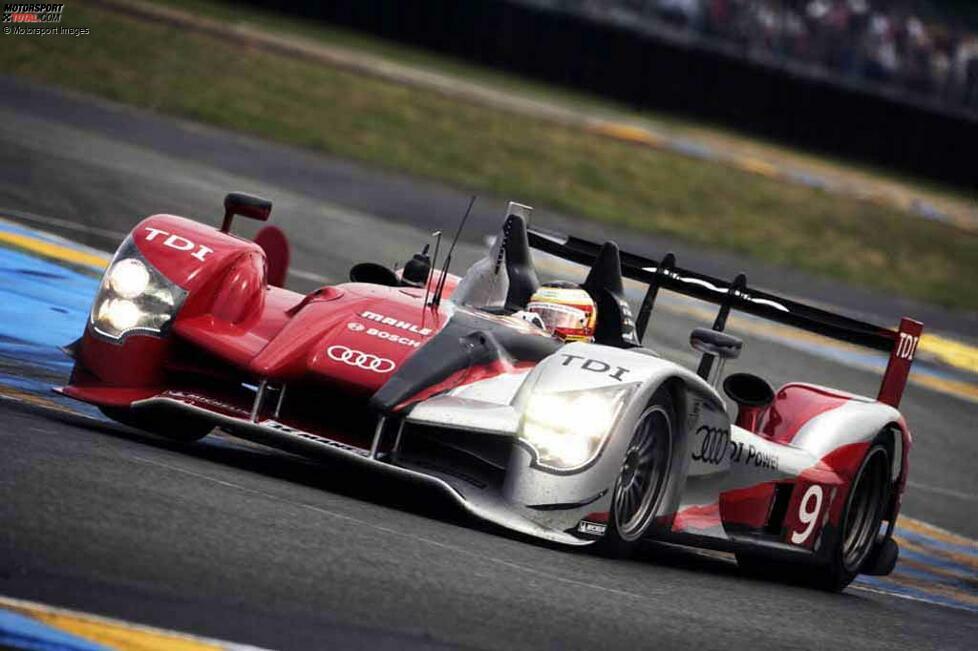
[1,76,977,649]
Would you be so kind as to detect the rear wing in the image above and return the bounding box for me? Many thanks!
[526,227,923,408]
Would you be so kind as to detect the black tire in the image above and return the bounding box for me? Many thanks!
[737,440,891,592]
[594,389,675,557]
[99,406,213,443]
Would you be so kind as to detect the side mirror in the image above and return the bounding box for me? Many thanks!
[691,327,743,387]
[402,246,432,287]
[690,327,742,360]
[222,192,272,233]
[349,262,399,286]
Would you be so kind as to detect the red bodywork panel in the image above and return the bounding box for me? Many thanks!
[877,317,924,408]
[756,383,851,444]
[719,482,778,530]
[676,383,911,552]
[176,283,448,394]
[67,214,457,404]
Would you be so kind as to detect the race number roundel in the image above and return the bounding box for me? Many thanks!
[790,485,824,545]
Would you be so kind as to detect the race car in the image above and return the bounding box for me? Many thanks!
[58,193,923,591]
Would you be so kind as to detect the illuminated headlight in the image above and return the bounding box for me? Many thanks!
[97,298,142,331]
[90,237,186,340]
[519,385,635,472]
[107,258,150,298]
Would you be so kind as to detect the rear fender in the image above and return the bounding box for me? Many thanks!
[770,384,905,483]
[766,384,909,554]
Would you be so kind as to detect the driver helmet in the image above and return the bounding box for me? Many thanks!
[526,281,597,343]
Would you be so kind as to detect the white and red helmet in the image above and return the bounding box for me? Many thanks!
[526,282,597,343]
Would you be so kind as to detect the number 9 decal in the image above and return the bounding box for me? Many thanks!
[791,485,823,544]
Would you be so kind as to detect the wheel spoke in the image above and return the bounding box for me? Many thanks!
[618,488,629,517]
[637,430,658,455]
[625,487,642,514]
[621,490,634,521]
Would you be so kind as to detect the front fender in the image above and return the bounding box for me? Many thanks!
[73,214,268,392]
[501,342,727,535]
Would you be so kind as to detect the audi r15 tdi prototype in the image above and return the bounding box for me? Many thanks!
[59,194,924,591]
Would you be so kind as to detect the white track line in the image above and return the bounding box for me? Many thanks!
[851,584,978,614]
[907,481,976,502]
[1,209,127,240]
[128,453,675,604]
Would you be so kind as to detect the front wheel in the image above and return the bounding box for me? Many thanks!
[100,406,213,443]
[737,441,891,591]
[594,389,675,557]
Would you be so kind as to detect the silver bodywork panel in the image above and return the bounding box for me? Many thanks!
[132,338,904,548]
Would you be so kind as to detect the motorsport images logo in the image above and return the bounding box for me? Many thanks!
[2,3,64,23]
[3,3,90,36]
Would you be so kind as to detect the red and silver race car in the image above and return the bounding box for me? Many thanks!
[59,194,923,591]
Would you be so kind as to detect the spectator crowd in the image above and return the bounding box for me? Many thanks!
[550,0,978,111]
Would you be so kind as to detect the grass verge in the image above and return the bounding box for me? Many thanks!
[158,0,978,209]
[2,2,977,310]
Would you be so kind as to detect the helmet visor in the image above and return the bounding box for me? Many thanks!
[527,302,589,334]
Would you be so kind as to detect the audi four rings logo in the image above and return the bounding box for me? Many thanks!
[691,425,730,465]
[327,345,396,373]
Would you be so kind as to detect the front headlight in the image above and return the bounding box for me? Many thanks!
[90,238,187,340]
[519,384,635,472]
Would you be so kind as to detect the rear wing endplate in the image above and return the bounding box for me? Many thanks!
[526,227,923,408]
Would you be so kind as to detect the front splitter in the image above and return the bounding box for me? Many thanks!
[131,395,590,547]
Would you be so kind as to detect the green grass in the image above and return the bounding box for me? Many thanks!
[159,0,978,207]
[2,2,977,310]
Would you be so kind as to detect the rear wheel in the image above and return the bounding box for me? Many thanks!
[595,389,675,557]
[737,441,891,591]
[99,406,213,442]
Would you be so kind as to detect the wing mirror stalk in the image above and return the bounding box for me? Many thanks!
[690,327,742,387]
[221,192,272,233]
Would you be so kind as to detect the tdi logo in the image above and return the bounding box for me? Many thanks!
[559,354,630,382]
[360,310,432,336]
[144,227,214,262]
[729,441,779,470]
[692,425,730,465]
